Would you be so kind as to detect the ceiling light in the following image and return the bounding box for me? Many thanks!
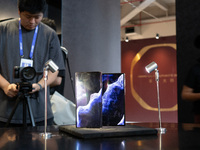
[125,37,129,42]
[156,33,159,39]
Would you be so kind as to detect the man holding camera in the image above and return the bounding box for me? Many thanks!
[0,0,65,127]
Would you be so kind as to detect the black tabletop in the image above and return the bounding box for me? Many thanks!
[0,123,199,150]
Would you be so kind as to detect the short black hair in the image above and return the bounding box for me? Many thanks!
[18,0,47,14]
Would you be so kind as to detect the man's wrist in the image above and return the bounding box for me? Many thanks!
[37,83,42,90]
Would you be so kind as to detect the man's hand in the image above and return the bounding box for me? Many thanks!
[4,84,19,98]
[31,83,42,93]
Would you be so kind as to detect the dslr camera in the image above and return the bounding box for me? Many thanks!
[13,66,36,92]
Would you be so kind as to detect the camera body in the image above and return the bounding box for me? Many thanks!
[14,66,36,92]
[14,66,36,81]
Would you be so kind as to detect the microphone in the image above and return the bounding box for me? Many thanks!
[61,46,68,56]
[60,46,75,98]
[45,59,59,73]
[145,61,158,73]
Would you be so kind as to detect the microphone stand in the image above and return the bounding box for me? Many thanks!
[39,59,59,139]
[40,66,52,139]
[65,55,75,100]
[155,69,166,134]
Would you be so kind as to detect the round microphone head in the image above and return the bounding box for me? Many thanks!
[61,46,68,55]
[145,61,158,73]
[45,59,59,73]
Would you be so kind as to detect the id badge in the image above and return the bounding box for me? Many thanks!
[20,58,33,67]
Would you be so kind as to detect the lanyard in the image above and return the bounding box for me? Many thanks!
[19,19,38,59]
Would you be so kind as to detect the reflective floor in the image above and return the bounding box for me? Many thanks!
[0,123,199,150]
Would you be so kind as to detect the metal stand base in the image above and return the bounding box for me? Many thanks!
[40,132,52,139]
[156,128,166,134]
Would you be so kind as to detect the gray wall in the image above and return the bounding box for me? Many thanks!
[62,0,121,102]
[0,0,18,20]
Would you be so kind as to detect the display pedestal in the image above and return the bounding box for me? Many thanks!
[59,125,158,139]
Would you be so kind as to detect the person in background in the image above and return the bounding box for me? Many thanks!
[181,35,200,123]
[41,17,66,95]
[0,0,65,127]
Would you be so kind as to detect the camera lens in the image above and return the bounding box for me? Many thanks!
[21,67,36,81]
